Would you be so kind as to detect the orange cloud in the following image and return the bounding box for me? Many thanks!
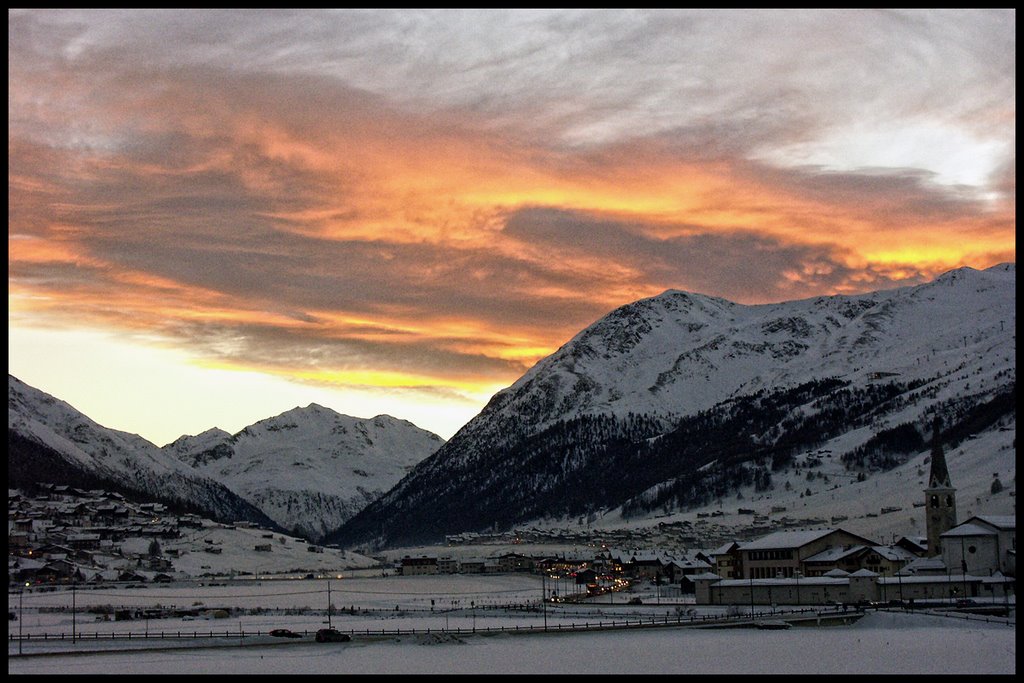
[8,51,1015,405]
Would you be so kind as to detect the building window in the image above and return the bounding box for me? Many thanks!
[968,545,977,554]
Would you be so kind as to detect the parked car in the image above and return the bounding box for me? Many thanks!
[270,628,303,638]
[315,628,351,643]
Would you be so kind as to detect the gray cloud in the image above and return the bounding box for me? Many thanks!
[11,10,1014,154]
[502,207,932,303]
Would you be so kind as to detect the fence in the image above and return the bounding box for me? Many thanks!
[6,606,847,645]
[10,604,1015,651]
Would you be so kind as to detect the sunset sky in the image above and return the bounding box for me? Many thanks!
[8,9,1016,446]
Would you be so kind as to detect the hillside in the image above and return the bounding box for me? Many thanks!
[327,264,1016,549]
[7,376,279,528]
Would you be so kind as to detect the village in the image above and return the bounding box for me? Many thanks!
[5,424,1013,611]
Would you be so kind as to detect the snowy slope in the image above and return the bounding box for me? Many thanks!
[165,405,444,540]
[330,264,1016,549]
[475,262,1015,444]
[7,375,277,527]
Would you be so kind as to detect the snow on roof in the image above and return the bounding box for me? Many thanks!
[715,576,849,587]
[689,572,722,581]
[739,528,835,550]
[969,515,1015,530]
[848,568,878,577]
[870,545,916,561]
[941,523,996,538]
[823,568,851,577]
[877,574,982,585]
[711,541,738,555]
[899,556,946,574]
[804,545,866,563]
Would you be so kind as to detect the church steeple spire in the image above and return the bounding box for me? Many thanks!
[928,417,952,488]
[924,417,957,557]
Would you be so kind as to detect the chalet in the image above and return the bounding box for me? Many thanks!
[36,559,86,583]
[664,557,713,583]
[177,515,204,529]
[497,552,534,573]
[623,551,667,580]
[400,556,438,576]
[8,531,31,553]
[86,569,121,583]
[803,545,914,577]
[66,533,102,550]
[437,556,459,574]
[9,557,46,583]
[895,536,929,556]
[711,542,742,579]
[460,559,486,574]
[148,556,174,571]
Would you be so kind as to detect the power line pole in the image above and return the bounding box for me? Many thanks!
[542,572,547,631]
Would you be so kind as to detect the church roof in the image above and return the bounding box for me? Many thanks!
[968,515,1015,530]
[926,417,953,489]
[941,523,997,538]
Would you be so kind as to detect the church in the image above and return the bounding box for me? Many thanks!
[693,417,1014,605]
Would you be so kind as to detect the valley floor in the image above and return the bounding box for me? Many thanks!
[8,576,1015,674]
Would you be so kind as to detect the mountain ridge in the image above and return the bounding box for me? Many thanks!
[326,263,1015,549]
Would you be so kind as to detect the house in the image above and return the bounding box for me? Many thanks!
[497,552,534,573]
[664,557,713,583]
[737,528,880,579]
[437,556,459,574]
[9,557,47,583]
[36,559,86,583]
[710,542,743,579]
[803,545,914,577]
[149,556,174,571]
[623,551,667,580]
[400,555,438,576]
[459,559,486,574]
[894,536,929,557]
[254,543,273,552]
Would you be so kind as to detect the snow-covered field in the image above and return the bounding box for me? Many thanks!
[8,577,1015,674]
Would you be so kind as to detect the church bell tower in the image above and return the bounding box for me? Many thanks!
[924,417,957,557]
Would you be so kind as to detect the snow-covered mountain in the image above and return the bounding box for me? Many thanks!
[7,375,278,528]
[328,263,1016,550]
[164,405,444,540]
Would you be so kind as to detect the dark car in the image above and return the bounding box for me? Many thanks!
[269,628,303,638]
[315,628,351,643]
